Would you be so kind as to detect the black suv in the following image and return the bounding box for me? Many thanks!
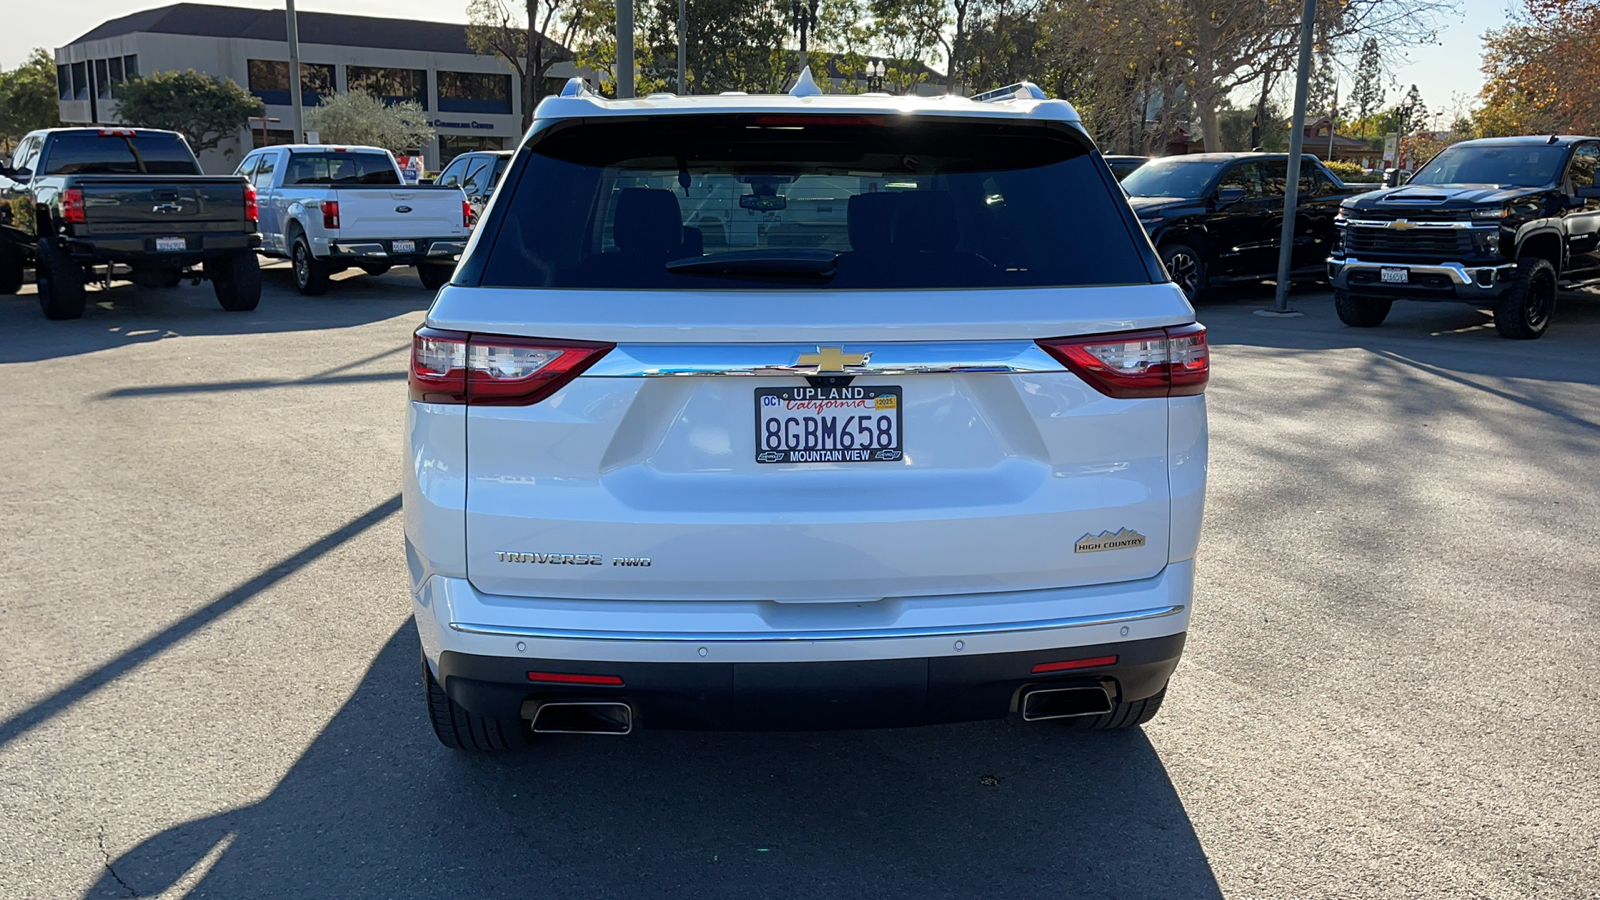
[1121,153,1369,301]
[1329,136,1600,338]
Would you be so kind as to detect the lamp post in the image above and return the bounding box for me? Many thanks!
[1262,0,1316,317]
[677,0,686,95]
[865,60,886,93]
[285,0,304,142]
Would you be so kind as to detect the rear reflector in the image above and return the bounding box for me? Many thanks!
[1037,323,1209,399]
[527,671,625,686]
[409,327,614,406]
[63,188,86,225]
[1032,656,1118,674]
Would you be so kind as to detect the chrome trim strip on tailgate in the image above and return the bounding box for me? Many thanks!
[583,341,1066,377]
[450,604,1185,642]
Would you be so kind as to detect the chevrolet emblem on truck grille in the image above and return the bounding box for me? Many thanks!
[1388,220,1417,230]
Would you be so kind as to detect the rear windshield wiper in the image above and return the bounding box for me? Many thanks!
[666,249,837,277]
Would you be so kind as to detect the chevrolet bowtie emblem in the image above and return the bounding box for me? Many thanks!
[1388,219,1417,230]
[796,347,869,374]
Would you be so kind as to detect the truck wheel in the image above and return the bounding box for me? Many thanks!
[1493,258,1557,340]
[1334,290,1392,327]
[0,241,23,295]
[207,252,262,312]
[1159,243,1206,302]
[359,263,392,277]
[291,234,331,296]
[423,655,531,752]
[1061,685,1168,731]
[35,238,86,320]
[417,263,453,291]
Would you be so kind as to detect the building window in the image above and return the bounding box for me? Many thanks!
[95,59,112,99]
[57,65,70,100]
[348,66,428,109]
[71,61,88,100]
[437,71,512,115]
[123,55,139,79]
[108,56,124,86]
[248,59,335,107]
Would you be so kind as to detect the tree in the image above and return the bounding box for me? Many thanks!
[303,91,435,151]
[1348,36,1386,128]
[1479,0,1600,136]
[0,49,59,152]
[467,0,601,128]
[113,70,262,154]
[641,0,791,94]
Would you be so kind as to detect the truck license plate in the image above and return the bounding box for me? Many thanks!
[755,386,903,464]
[392,240,415,254]
[155,237,186,252]
[1380,267,1409,284]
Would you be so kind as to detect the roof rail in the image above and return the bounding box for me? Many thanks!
[559,77,598,99]
[971,82,1048,103]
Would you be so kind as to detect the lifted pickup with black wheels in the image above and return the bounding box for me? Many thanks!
[0,127,261,320]
[1328,135,1600,339]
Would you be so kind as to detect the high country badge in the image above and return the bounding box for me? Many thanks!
[1074,529,1147,553]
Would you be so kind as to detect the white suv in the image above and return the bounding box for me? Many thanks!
[405,77,1209,750]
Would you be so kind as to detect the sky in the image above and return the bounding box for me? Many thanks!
[3,0,1518,122]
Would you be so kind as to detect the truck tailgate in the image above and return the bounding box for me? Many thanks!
[77,176,248,237]
[331,187,465,238]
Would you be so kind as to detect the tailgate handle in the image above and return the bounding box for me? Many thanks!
[151,189,180,201]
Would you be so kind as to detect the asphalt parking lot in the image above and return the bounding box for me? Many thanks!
[2,262,1597,899]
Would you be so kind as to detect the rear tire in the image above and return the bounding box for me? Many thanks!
[35,238,86,320]
[1061,685,1167,731]
[1334,289,1392,327]
[0,241,23,295]
[424,655,530,752]
[1493,257,1556,340]
[1158,243,1206,302]
[207,251,262,312]
[417,263,453,291]
[291,233,331,295]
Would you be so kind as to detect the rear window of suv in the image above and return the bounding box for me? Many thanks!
[479,115,1152,290]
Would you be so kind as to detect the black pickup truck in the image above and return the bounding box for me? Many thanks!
[0,127,261,319]
[1328,135,1600,338]
[1121,153,1373,301]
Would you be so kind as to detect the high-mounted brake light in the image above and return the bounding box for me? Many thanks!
[1037,323,1209,399]
[244,183,258,225]
[322,199,340,229]
[98,128,136,137]
[63,188,86,225]
[409,327,614,406]
[463,198,473,227]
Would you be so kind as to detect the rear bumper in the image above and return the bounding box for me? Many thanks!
[1328,255,1515,300]
[323,237,466,264]
[62,233,261,263]
[435,633,1185,730]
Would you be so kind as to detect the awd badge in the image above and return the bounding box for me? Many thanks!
[1074,529,1147,553]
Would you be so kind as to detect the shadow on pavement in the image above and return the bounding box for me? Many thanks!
[85,626,1221,900]
[0,264,433,365]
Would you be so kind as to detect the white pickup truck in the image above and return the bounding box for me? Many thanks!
[234,144,470,294]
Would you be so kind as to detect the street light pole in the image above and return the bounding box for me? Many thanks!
[677,0,686,95]
[1265,0,1316,316]
[617,0,634,99]
[285,0,304,143]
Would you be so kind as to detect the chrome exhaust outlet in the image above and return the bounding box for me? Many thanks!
[528,701,633,735]
[1021,686,1113,722]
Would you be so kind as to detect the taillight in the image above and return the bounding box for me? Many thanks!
[322,199,340,229]
[244,183,258,225]
[63,188,86,225]
[409,327,613,406]
[463,199,473,227]
[1037,323,1209,399]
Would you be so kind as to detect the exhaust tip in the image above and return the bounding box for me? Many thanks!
[1021,686,1113,722]
[529,701,633,735]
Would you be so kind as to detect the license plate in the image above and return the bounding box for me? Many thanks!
[392,240,415,254]
[155,237,186,252]
[755,386,902,464]
[1380,267,1409,284]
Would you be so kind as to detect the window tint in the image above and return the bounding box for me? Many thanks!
[1569,143,1599,188]
[461,159,491,193]
[1216,163,1263,198]
[436,156,470,187]
[1411,144,1568,187]
[42,132,200,175]
[480,116,1151,290]
[284,152,399,185]
[235,154,260,179]
[253,153,278,188]
[1121,158,1228,198]
[1257,160,1289,196]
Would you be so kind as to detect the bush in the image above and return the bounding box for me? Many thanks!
[1324,159,1381,182]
